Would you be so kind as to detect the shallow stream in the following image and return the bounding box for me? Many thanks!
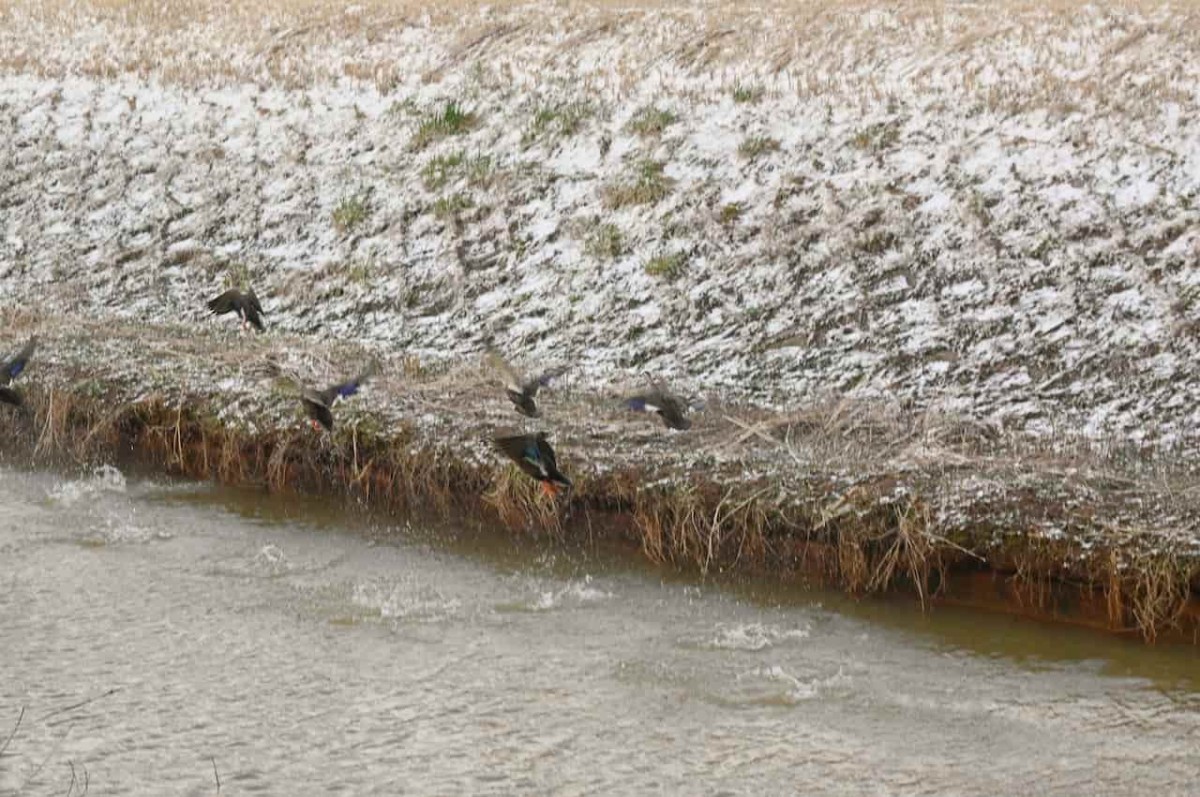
[1,465,1197,795]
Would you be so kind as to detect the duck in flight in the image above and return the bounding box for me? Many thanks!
[493,432,572,497]
[623,386,693,430]
[485,347,565,418]
[0,335,36,408]
[207,288,266,332]
[300,366,375,431]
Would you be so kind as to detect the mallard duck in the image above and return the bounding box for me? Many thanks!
[1,335,36,386]
[485,347,565,418]
[207,288,265,332]
[301,366,375,431]
[624,386,692,430]
[493,432,572,496]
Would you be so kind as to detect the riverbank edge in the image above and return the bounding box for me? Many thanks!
[2,384,1196,645]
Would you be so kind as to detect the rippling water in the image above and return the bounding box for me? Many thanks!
[1,465,1197,795]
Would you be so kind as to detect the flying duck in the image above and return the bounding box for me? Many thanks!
[485,347,565,418]
[301,366,375,431]
[493,432,572,496]
[207,288,266,332]
[0,335,36,407]
[623,386,693,430]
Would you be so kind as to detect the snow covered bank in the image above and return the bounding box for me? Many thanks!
[2,0,1199,449]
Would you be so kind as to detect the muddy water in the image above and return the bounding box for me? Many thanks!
[1,466,1197,796]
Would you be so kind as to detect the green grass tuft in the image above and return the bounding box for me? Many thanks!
[738,135,781,160]
[584,222,624,260]
[421,151,464,190]
[602,159,674,209]
[627,106,677,137]
[433,192,474,220]
[644,251,688,280]
[527,100,594,143]
[345,259,374,284]
[412,101,479,150]
[421,151,495,191]
[332,192,370,234]
[731,83,764,104]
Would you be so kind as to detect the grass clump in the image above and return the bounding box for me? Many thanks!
[422,151,495,190]
[738,135,780,160]
[602,160,674,209]
[627,106,677,137]
[433,192,474,220]
[332,192,371,234]
[731,82,765,104]
[412,101,479,150]
[584,223,624,260]
[850,121,901,152]
[643,251,688,280]
[857,229,900,254]
[719,203,742,225]
[422,151,465,190]
[344,259,375,284]
[463,155,495,187]
[527,100,594,143]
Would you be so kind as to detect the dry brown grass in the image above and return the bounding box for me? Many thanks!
[2,380,1197,643]
[4,0,1198,109]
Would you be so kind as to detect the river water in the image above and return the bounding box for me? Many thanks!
[1,465,1197,796]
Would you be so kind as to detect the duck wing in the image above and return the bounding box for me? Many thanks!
[245,288,265,317]
[206,289,242,316]
[301,394,335,430]
[623,388,665,414]
[242,289,266,331]
[327,364,375,402]
[1,336,36,385]
[535,435,572,487]
[522,365,566,397]
[625,388,691,429]
[657,395,692,430]
[493,433,550,480]
[485,347,527,395]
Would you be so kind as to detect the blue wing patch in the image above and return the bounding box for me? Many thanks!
[7,362,24,380]
[625,397,647,412]
[522,443,540,463]
[336,381,360,399]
